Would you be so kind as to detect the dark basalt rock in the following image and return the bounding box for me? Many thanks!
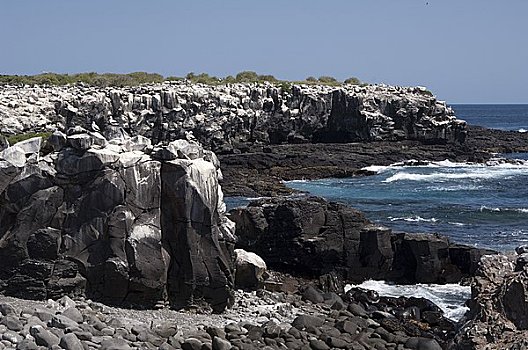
[451,251,528,349]
[0,133,235,311]
[230,196,496,284]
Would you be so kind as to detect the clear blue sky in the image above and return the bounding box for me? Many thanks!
[1,0,527,103]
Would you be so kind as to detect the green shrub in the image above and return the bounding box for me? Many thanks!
[235,71,259,83]
[279,81,292,92]
[0,72,367,88]
[223,75,236,84]
[5,132,52,146]
[318,76,339,85]
[344,77,361,85]
[257,74,278,83]
[165,76,183,81]
[184,72,222,85]
[0,72,164,87]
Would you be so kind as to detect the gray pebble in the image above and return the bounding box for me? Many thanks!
[212,336,231,350]
[61,307,83,323]
[49,315,78,329]
[59,333,84,350]
[100,338,133,350]
[30,325,59,347]
[1,316,23,331]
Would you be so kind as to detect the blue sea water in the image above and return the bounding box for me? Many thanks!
[451,104,528,132]
[226,105,528,318]
[287,159,528,252]
[284,105,528,252]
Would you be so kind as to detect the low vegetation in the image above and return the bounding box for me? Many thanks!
[0,72,165,87]
[0,71,363,88]
[1,132,53,146]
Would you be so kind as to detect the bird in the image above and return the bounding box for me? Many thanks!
[91,121,100,132]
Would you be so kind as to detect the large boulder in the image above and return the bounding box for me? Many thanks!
[230,197,494,284]
[0,133,235,311]
[234,249,267,289]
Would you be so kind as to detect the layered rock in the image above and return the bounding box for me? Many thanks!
[0,82,466,152]
[230,197,495,284]
[0,132,235,311]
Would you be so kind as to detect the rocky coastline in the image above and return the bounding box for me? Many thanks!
[1,81,528,349]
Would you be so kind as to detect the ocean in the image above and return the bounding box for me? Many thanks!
[226,104,528,320]
[452,104,528,132]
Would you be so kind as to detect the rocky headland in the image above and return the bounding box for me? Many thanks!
[1,81,528,349]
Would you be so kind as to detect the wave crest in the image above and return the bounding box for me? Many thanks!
[389,216,438,223]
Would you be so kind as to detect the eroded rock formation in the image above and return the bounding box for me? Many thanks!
[0,132,235,311]
[452,249,528,349]
[230,197,495,284]
[0,82,466,152]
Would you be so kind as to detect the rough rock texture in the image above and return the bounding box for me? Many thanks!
[0,280,455,350]
[0,82,466,152]
[234,249,268,289]
[230,196,495,284]
[0,132,235,311]
[219,126,528,197]
[451,251,528,349]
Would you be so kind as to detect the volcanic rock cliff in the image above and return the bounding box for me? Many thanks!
[0,82,467,152]
[0,131,235,312]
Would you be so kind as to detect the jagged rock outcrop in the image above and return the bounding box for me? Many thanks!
[229,197,495,284]
[0,82,466,153]
[451,250,528,349]
[0,131,235,311]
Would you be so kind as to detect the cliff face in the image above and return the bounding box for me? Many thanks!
[0,82,466,152]
[0,132,235,311]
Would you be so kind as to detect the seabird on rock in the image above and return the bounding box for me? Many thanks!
[91,121,100,132]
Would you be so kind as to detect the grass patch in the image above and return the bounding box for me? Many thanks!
[4,132,52,146]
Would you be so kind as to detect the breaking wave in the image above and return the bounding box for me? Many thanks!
[345,280,470,321]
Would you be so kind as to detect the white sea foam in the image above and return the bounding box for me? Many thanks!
[389,216,438,223]
[364,158,528,177]
[519,128,527,133]
[448,222,466,226]
[480,206,528,214]
[345,280,470,321]
[362,165,390,173]
[427,184,482,192]
[286,179,310,183]
[383,171,490,183]
[383,162,528,183]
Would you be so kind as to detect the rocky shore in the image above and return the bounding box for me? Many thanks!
[219,126,528,197]
[0,279,458,350]
[230,196,494,285]
[1,81,528,349]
